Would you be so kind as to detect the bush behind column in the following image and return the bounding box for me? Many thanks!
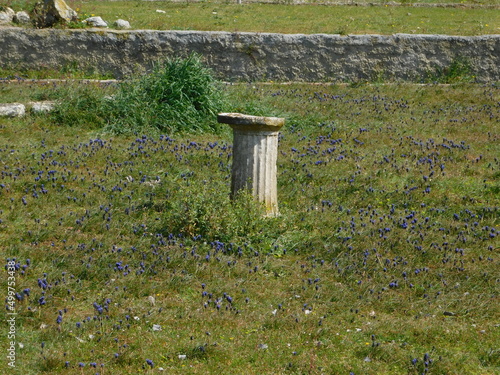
[50,53,228,134]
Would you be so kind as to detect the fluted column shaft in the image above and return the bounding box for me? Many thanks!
[217,113,285,216]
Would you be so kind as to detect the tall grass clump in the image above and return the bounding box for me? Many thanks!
[49,82,111,129]
[105,53,227,134]
[48,54,227,134]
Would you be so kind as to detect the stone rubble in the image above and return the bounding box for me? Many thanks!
[1,1,129,29]
[14,11,31,25]
[0,7,15,25]
[113,19,131,30]
[0,103,26,118]
[84,16,108,28]
[0,101,57,117]
[29,101,56,113]
[32,0,78,28]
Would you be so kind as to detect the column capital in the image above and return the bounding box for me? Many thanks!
[217,113,285,132]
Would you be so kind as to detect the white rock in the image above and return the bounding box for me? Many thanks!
[0,7,14,25]
[156,10,166,14]
[2,7,14,16]
[29,101,56,113]
[113,19,130,30]
[51,0,77,22]
[144,179,160,187]
[0,13,11,25]
[152,324,162,331]
[14,11,30,24]
[0,103,25,117]
[178,354,186,360]
[85,16,107,28]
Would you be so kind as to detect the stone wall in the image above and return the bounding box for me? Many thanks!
[0,27,499,82]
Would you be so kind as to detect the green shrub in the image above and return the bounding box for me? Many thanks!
[155,181,285,248]
[104,53,227,134]
[49,54,227,134]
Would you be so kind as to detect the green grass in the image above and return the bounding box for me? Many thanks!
[3,0,499,35]
[71,1,500,35]
[0,80,499,374]
[44,54,227,134]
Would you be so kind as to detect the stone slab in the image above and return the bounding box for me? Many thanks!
[0,103,25,117]
[218,113,285,131]
[28,101,56,113]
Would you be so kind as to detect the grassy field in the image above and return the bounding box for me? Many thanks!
[0,0,499,373]
[63,1,500,35]
[2,0,499,35]
[0,78,499,373]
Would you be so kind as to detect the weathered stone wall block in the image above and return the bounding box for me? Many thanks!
[0,27,498,82]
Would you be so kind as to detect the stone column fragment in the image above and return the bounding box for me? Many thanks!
[218,112,285,216]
